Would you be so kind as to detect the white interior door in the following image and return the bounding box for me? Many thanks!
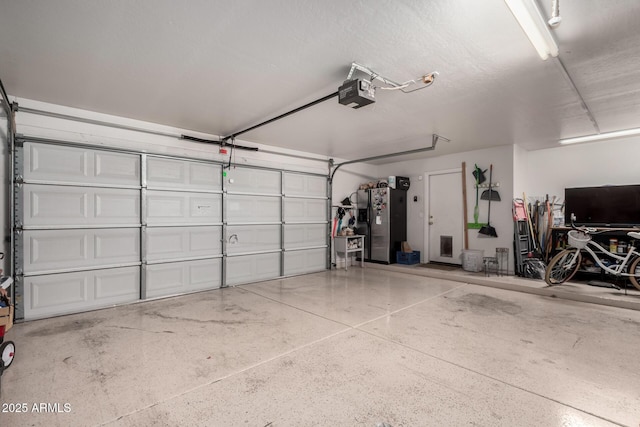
[428,171,463,264]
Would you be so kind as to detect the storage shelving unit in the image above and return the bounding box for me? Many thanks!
[333,235,365,271]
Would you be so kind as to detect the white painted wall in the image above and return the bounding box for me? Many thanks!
[525,137,640,199]
[513,144,528,198]
[378,145,515,273]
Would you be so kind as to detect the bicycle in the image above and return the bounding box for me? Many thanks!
[544,222,640,291]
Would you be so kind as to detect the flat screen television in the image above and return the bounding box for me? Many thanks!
[565,184,640,227]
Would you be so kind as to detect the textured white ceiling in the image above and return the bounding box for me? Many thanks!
[1,0,639,161]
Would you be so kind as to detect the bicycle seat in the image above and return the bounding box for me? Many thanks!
[628,231,640,240]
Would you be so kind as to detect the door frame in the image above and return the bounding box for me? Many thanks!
[423,168,463,264]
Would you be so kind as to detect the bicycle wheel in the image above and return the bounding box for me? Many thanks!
[628,257,640,292]
[545,248,582,285]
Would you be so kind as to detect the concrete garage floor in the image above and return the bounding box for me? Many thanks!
[2,268,640,426]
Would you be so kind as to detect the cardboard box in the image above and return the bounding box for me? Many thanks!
[0,302,13,333]
[401,241,413,253]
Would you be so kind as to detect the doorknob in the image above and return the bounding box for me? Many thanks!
[429,215,434,225]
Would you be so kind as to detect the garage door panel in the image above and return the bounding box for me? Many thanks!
[93,151,140,185]
[94,230,140,262]
[147,191,222,224]
[28,232,87,266]
[226,225,280,255]
[24,185,140,226]
[226,252,280,286]
[284,248,327,275]
[95,269,141,300]
[146,259,221,298]
[226,195,280,223]
[146,226,222,262]
[283,173,326,197]
[225,168,280,194]
[284,198,327,222]
[188,260,222,292]
[24,229,140,273]
[284,224,327,249]
[25,142,140,186]
[95,192,140,219]
[147,157,221,190]
[24,267,139,319]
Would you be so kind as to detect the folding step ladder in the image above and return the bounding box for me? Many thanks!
[513,199,532,276]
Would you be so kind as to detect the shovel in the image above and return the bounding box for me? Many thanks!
[480,165,501,201]
[479,164,498,237]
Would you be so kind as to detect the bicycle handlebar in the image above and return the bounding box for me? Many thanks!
[569,219,596,234]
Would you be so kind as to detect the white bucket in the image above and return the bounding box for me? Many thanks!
[461,249,484,272]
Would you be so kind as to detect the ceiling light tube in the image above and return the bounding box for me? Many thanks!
[560,127,640,145]
[504,0,559,60]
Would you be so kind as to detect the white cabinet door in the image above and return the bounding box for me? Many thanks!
[146,259,222,298]
[284,198,327,223]
[23,267,140,320]
[283,173,326,198]
[147,157,221,191]
[225,194,281,224]
[24,142,141,187]
[146,191,222,225]
[284,248,327,275]
[225,252,281,285]
[23,184,141,226]
[225,167,281,194]
[146,226,222,262]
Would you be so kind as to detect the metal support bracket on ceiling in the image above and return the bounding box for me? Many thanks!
[346,62,439,94]
[329,134,450,184]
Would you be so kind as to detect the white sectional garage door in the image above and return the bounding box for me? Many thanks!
[283,172,328,275]
[224,167,283,286]
[144,156,223,298]
[20,143,142,319]
[15,140,328,320]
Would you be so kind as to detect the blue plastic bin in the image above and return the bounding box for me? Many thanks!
[396,251,420,265]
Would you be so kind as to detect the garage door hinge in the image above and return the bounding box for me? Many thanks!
[14,174,24,185]
[14,221,23,234]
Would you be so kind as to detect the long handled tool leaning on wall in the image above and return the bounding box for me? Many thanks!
[478,164,498,237]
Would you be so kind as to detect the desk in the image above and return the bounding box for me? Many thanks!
[334,235,365,270]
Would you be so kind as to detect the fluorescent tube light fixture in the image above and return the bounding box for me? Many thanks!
[504,0,559,60]
[560,127,640,145]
